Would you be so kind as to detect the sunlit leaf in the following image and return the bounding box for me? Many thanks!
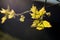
[19,15,25,22]
[31,20,52,30]
[36,20,52,30]
[43,20,52,28]
[30,5,46,19]
[39,7,46,16]
[36,26,44,30]
[30,5,40,19]
[0,6,10,14]
[36,22,44,30]
[8,9,15,19]
[0,8,7,14]
[31,20,39,27]
[30,5,37,13]
[1,16,7,24]
[30,13,35,19]
[33,20,39,23]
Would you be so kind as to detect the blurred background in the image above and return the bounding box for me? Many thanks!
[0,0,60,40]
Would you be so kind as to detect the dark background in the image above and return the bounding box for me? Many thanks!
[0,0,60,40]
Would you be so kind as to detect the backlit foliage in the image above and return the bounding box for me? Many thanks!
[30,5,52,30]
[0,6,15,23]
[0,4,52,30]
[30,5,46,19]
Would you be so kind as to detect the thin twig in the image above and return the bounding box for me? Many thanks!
[15,10,30,16]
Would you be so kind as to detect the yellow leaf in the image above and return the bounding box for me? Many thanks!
[1,16,7,24]
[8,9,15,19]
[37,22,44,27]
[36,27,44,30]
[31,20,39,27]
[20,18,24,22]
[43,20,52,28]
[33,20,39,24]
[35,20,52,30]
[30,5,37,13]
[39,7,46,16]
[30,11,40,19]
[30,13,35,19]
[0,8,7,14]
[30,5,46,19]
[30,5,40,19]
[46,12,51,16]
[36,22,44,30]
[35,15,40,19]
[0,7,10,14]
[31,23,37,27]
[19,15,25,22]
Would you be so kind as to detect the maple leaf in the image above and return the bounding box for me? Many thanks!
[31,20,52,30]
[36,20,52,30]
[39,7,46,17]
[31,20,39,27]
[0,6,15,23]
[30,5,46,19]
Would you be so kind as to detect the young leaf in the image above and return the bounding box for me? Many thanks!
[30,5,46,19]
[39,7,46,17]
[30,5,37,13]
[31,20,39,27]
[19,15,25,22]
[8,9,15,19]
[43,20,52,28]
[1,16,7,24]
[36,22,44,30]
[46,12,51,16]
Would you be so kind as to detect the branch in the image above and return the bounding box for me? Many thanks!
[15,10,30,16]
